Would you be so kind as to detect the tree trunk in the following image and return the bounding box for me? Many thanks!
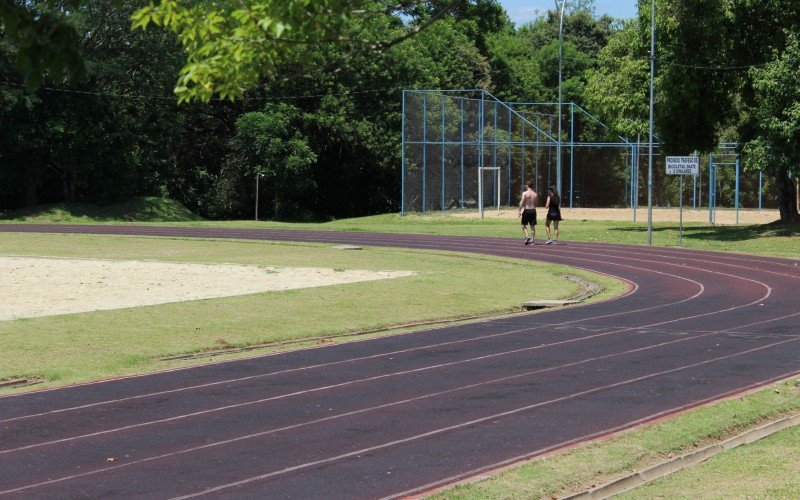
[775,168,799,223]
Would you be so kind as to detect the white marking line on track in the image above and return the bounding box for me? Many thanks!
[167,336,800,500]
[301,230,799,281]
[385,369,800,500]
[2,241,775,430]
[1,262,705,424]
[0,238,645,405]
[0,278,778,458]
[5,334,797,497]
[0,231,778,425]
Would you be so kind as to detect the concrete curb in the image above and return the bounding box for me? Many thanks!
[523,275,603,310]
[562,412,800,499]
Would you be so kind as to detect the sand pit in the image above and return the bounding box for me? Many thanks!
[0,256,415,321]
[450,207,779,225]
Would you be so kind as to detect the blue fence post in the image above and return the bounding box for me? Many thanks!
[478,91,485,216]
[521,119,526,190]
[735,154,740,224]
[441,93,446,211]
[708,153,714,223]
[692,150,697,209]
[569,102,575,208]
[401,90,406,215]
[507,105,512,205]
[493,100,498,207]
[460,98,465,209]
[422,93,427,212]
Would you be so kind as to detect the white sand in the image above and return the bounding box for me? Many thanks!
[451,207,779,225]
[0,256,414,321]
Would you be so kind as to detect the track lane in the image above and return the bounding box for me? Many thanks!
[0,225,798,498]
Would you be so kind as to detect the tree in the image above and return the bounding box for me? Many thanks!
[584,20,648,138]
[743,35,800,222]
[655,0,800,222]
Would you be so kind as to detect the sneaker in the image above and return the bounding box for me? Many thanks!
[552,240,557,245]
[524,237,532,245]
[546,239,553,245]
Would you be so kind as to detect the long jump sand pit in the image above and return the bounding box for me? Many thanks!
[451,207,779,225]
[0,256,414,321]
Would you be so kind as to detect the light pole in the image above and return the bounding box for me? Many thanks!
[255,172,263,221]
[647,0,655,245]
[556,0,566,197]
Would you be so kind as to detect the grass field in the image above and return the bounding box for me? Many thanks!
[3,198,798,258]
[619,423,800,498]
[0,232,621,392]
[2,199,798,495]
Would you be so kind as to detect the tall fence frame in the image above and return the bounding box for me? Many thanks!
[401,89,636,216]
[401,90,769,222]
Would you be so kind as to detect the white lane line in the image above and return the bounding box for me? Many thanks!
[168,336,800,500]
[0,234,776,426]
[3,245,773,431]
[385,370,800,500]
[4,333,795,497]
[0,276,774,456]
[0,260,698,423]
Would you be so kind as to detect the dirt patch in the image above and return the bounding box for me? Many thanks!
[451,207,780,225]
[0,256,414,321]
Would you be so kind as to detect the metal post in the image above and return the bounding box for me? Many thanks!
[255,172,261,221]
[692,150,697,209]
[441,94,446,211]
[401,91,406,215]
[479,91,484,218]
[647,0,656,245]
[708,154,714,223]
[569,102,575,207]
[521,120,526,189]
[508,105,512,205]
[422,93,427,212]
[493,101,498,208]
[460,98,465,209]
[634,135,639,221]
[758,170,763,211]
[556,0,566,197]
[679,175,683,246]
[735,154,740,224]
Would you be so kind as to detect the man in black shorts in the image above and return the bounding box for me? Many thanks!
[518,181,539,245]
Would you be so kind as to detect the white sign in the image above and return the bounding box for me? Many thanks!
[666,156,699,176]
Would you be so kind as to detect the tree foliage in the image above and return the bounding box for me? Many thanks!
[654,0,799,221]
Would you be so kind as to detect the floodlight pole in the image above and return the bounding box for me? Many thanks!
[647,0,656,245]
[556,0,566,197]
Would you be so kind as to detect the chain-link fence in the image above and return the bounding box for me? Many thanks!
[402,90,778,223]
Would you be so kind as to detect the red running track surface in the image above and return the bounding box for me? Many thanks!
[0,225,799,498]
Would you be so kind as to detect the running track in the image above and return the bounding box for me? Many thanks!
[1,224,799,498]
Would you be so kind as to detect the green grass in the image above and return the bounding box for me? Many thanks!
[2,200,797,258]
[433,379,800,499]
[619,424,800,499]
[0,196,203,222]
[2,200,798,494]
[0,232,623,392]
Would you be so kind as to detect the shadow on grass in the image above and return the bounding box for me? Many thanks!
[609,220,800,242]
[0,197,203,222]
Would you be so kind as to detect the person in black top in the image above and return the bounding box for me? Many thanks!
[544,186,562,245]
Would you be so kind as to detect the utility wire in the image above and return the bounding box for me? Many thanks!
[0,80,405,101]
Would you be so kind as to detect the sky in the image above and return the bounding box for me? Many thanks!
[498,1,638,26]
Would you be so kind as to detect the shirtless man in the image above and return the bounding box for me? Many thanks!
[518,181,539,245]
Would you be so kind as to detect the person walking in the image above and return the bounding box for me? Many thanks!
[518,181,539,245]
[544,186,562,245]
